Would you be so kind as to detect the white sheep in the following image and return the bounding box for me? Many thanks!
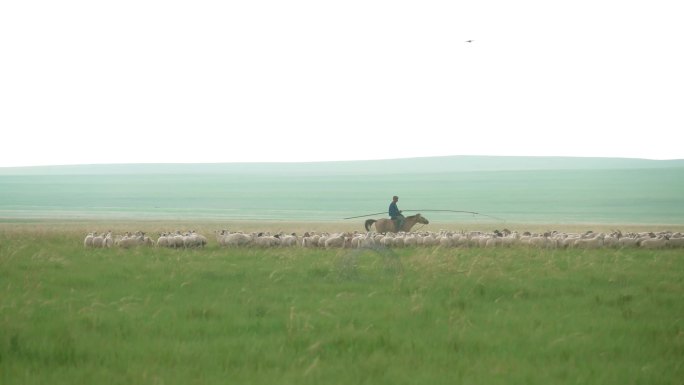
[421,234,438,247]
[668,236,684,248]
[360,232,377,248]
[103,231,114,248]
[403,233,418,247]
[181,231,206,248]
[300,232,318,248]
[640,236,668,249]
[390,235,403,248]
[618,236,639,248]
[379,234,394,247]
[448,234,466,247]
[574,233,605,249]
[215,230,228,246]
[222,232,253,247]
[501,233,519,247]
[278,233,297,247]
[316,234,330,248]
[477,235,492,248]
[602,234,620,248]
[485,236,502,248]
[438,233,454,248]
[157,233,169,248]
[92,232,106,248]
[84,232,94,248]
[171,232,184,248]
[117,233,140,249]
[528,235,550,248]
[558,235,577,248]
[116,232,152,248]
[324,233,348,248]
[255,233,280,247]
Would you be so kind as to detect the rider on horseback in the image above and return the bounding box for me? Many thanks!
[389,196,405,232]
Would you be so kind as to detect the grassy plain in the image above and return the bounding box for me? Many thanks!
[2,157,683,383]
[1,223,683,385]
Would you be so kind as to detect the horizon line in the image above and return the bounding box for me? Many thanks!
[2,154,683,169]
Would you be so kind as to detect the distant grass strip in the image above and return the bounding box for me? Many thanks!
[1,230,683,385]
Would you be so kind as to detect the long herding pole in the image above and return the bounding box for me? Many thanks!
[342,211,387,220]
[342,209,505,221]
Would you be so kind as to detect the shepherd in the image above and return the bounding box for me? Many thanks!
[388,195,405,231]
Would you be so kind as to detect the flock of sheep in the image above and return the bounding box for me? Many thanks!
[84,229,684,249]
[83,231,206,249]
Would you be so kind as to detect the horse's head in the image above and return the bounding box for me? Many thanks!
[413,213,429,225]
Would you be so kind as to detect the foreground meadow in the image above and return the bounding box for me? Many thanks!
[1,225,683,385]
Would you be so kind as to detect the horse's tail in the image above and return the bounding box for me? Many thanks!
[364,219,376,232]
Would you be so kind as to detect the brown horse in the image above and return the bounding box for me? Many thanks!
[364,214,429,233]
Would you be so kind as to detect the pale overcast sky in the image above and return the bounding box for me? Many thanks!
[1,0,682,167]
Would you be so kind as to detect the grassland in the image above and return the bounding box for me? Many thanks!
[1,224,683,385]
[1,156,683,383]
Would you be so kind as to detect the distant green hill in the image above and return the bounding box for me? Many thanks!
[1,156,683,225]
[1,156,683,176]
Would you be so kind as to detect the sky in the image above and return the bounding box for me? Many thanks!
[1,0,682,167]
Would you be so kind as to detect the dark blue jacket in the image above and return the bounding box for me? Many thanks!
[389,201,401,218]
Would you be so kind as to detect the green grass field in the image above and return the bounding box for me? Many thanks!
[2,225,683,385]
[2,157,683,383]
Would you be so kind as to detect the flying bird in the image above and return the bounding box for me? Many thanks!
[465,40,474,43]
